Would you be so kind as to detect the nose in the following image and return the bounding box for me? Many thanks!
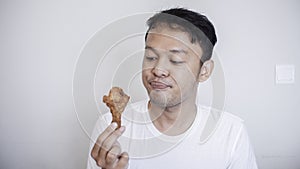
[151,59,169,77]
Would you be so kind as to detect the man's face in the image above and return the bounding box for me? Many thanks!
[142,25,203,107]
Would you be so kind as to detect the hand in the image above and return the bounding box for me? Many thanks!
[91,122,129,169]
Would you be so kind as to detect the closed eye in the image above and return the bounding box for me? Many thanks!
[170,60,185,64]
[169,55,185,64]
[145,56,157,61]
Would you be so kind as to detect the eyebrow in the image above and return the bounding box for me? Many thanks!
[145,46,188,55]
[169,49,188,54]
[145,45,155,51]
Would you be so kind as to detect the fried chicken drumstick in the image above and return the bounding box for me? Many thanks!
[103,87,130,129]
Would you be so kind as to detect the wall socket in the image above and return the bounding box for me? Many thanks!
[275,65,295,84]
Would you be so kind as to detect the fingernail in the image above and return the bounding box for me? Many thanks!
[111,122,118,129]
[118,126,125,133]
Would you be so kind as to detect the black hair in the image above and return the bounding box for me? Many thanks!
[145,8,217,63]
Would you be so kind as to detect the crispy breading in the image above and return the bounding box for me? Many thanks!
[103,87,130,128]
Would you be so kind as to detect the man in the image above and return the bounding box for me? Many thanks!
[87,8,258,169]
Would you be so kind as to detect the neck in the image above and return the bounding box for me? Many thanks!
[148,99,197,136]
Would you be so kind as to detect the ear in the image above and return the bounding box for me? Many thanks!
[198,60,214,82]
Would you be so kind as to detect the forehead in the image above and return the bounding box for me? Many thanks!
[146,25,203,56]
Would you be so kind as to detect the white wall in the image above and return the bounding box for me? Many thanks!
[0,0,299,169]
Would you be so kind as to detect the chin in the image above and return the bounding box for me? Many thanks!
[149,92,181,108]
[149,91,167,106]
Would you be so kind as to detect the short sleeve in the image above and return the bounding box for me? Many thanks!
[227,125,258,169]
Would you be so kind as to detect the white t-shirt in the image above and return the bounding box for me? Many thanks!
[87,100,258,169]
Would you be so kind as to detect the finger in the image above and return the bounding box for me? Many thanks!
[106,143,121,165]
[101,126,125,152]
[115,152,129,169]
[91,122,118,159]
[98,126,125,160]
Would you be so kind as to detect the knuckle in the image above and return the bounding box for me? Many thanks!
[106,152,116,163]
[91,151,98,159]
[101,142,111,151]
[96,137,104,146]
[96,159,104,167]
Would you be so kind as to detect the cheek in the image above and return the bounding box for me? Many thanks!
[142,69,150,84]
[186,62,201,81]
[171,66,198,83]
[142,67,150,76]
[142,58,154,69]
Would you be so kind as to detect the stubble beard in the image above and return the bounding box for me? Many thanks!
[148,89,182,108]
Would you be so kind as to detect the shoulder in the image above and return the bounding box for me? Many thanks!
[217,111,245,141]
[215,109,245,138]
[198,105,246,143]
[221,111,244,128]
[200,105,244,127]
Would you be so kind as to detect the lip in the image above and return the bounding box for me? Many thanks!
[149,81,171,90]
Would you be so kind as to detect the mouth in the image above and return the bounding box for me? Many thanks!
[149,81,172,90]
